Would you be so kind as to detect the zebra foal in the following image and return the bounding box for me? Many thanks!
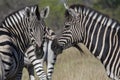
[0,5,50,80]
[51,3,120,80]
[24,27,57,80]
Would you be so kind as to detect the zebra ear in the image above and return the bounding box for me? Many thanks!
[24,7,31,17]
[35,5,40,20]
[64,3,69,9]
[40,6,50,19]
[67,8,78,17]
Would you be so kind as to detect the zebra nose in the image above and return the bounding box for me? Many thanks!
[36,42,42,48]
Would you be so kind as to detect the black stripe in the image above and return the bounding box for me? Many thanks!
[0,31,11,37]
[34,62,41,67]
[27,49,34,54]
[0,41,17,49]
[115,55,119,77]
[104,30,116,68]
[0,51,12,57]
[48,71,53,74]
[101,28,110,63]
[2,60,11,65]
[36,69,43,73]
[110,45,119,74]
[31,59,37,64]
[51,32,55,35]
[29,55,35,59]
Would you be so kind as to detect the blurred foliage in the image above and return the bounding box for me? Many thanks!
[93,0,120,22]
[0,0,39,22]
[39,0,65,30]
[38,0,120,33]
[0,0,120,33]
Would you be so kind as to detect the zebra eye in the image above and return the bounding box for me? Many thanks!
[30,29,33,32]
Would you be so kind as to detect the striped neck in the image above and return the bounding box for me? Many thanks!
[82,7,119,61]
[1,9,31,53]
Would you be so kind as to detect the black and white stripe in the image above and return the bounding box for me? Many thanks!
[0,5,50,80]
[44,28,57,80]
[23,27,57,80]
[52,4,120,80]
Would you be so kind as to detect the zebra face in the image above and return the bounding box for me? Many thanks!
[61,4,83,46]
[24,5,50,48]
[62,12,81,43]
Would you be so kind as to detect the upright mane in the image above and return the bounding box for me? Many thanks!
[65,4,85,18]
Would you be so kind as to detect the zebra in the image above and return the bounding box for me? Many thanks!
[0,5,50,80]
[51,3,120,80]
[23,27,57,80]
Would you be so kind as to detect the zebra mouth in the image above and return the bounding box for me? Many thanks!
[35,44,44,59]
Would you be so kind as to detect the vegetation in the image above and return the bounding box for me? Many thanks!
[22,45,110,80]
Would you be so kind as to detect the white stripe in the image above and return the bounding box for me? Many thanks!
[19,11,24,18]
[97,18,108,59]
[89,13,98,50]
[114,51,120,79]
[7,18,12,27]
[85,18,94,46]
[32,60,42,65]
[0,35,10,43]
[106,19,112,27]
[83,13,91,43]
[108,33,118,78]
[12,15,18,23]
[93,13,98,20]
[103,29,113,65]
[111,46,119,79]
[89,11,94,17]
[85,9,90,16]
[5,20,9,27]
[111,22,116,29]
[96,15,102,22]
[92,17,106,54]
[15,13,21,21]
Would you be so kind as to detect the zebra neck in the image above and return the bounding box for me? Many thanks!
[82,12,120,64]
[1,10,30,53]
[82,15,109,62]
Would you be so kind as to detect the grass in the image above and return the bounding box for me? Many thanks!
[22,44,110,80]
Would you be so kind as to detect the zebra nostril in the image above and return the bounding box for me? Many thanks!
[65,25,70,28]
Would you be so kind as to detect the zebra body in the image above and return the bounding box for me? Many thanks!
[52,4,120,80]
[0,5,50,80]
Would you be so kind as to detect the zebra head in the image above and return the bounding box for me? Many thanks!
[63,3,84,44]
[51,4,84,55]
[24,5,49,48]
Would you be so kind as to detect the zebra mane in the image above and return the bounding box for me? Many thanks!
[1,4,40,24]
[65,4,120,29]
[65,4,84,18]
